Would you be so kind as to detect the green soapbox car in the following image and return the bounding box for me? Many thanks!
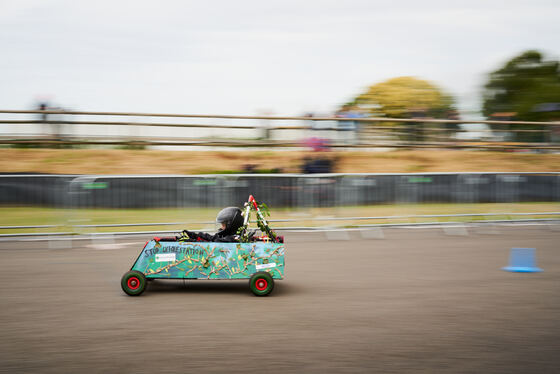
[121,196,285,297]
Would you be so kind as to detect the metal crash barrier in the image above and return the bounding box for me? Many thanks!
[0,173,559,237]
[1,173,559,208]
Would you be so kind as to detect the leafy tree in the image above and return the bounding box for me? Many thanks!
[483,50,560,142]
[348,76,457,142]
[352,76,455,119]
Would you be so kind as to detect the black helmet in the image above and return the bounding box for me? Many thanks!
[216,207,244,235]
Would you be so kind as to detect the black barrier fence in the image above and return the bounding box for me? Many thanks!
[0,173,559,208]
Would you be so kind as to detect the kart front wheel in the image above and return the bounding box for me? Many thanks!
[249,271,274,296]
[121,270,147,296]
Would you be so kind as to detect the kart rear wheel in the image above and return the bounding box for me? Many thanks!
[249,271,274,296]
[121,270,147,296]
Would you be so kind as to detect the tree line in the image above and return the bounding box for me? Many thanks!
[344,50,560,142]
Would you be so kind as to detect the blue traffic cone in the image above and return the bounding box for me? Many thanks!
[502,248,543,273]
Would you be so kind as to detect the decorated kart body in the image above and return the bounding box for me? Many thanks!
[121,195,285,297]
[122,240,285,296]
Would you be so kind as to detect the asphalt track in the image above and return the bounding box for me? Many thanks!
[1,226,559,373]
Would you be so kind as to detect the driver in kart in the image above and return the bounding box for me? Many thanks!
[180,207,244,242]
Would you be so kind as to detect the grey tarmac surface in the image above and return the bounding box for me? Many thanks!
[0,226,559,373]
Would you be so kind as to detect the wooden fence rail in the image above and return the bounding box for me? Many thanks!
[1,109,559,149]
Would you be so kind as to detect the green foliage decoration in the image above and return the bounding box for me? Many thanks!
[236,199,278,243]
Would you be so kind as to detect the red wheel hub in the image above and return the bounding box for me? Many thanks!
[127,276,140,290]
[255,278,268,291]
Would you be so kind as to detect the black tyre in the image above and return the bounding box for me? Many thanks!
[121,270,147,296]
[249,271,275,296]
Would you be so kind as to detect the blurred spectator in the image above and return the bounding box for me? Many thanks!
[301,130,334,173]
[257,109,273,140]
[335,105,363,145]
[35,101,66,146]
[444,109,460,141]
[302,156,333,173]
[532,103,560,143]
[38,102,48,121]
[303,137,330,152]
[37,101,50,139]
[490,112,517,142]
[407,108,427,143]
[243,164,257,173]
[304,112,317,131]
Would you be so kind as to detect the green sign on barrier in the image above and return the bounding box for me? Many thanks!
[408,177,432,183]
[193,180,218,186]
[82,182,108,189]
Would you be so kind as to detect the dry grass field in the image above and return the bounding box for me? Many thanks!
[0,148,559,174]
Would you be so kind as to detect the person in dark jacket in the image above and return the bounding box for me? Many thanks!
[180,207,244,242]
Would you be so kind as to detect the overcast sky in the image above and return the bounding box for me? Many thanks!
[1,0,559,117]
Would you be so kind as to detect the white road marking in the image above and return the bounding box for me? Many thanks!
[84,242,144,250]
